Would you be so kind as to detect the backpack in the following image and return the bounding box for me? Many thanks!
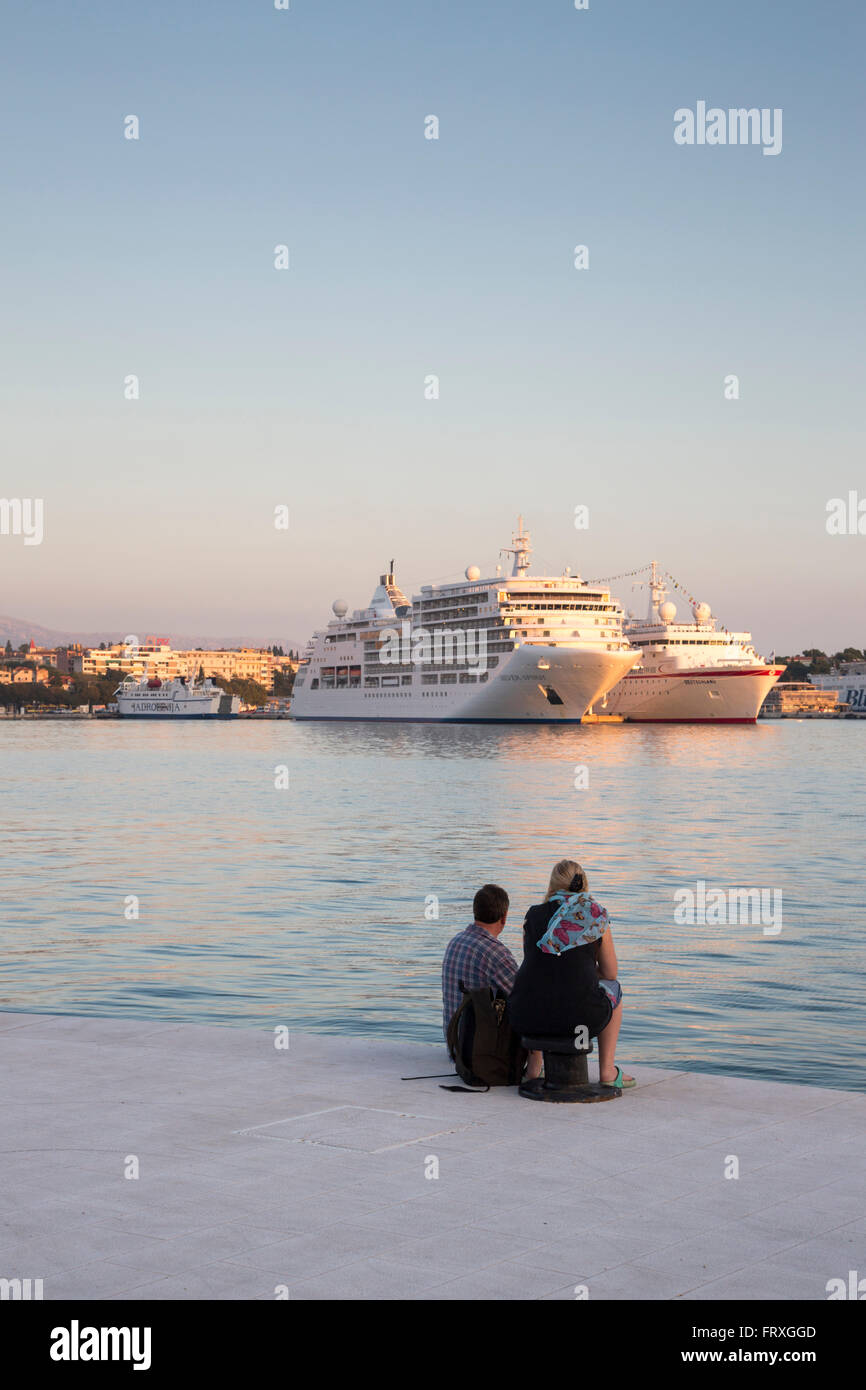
[443,983,527,1091]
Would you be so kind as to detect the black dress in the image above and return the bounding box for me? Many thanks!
[508,900,613,1039]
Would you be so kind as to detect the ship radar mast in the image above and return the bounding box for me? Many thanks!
[646,561,667,621]
[500,515,532,577]
[629,561,668,621]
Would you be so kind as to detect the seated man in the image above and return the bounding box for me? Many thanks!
[441,884,542,1079]
[441,884,516,1040]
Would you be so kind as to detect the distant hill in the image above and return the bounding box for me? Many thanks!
[0,615,292,651]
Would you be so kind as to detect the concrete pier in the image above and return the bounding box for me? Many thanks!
[1,1012,863,1300]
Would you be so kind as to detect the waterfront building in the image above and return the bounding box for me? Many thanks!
[81,642,286,691]
[1,665,52,684]
[761,682,840,717]
[810,660,866,716]
[55,644,84,675]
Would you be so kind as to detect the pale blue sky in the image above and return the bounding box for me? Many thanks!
[1,1,863,652]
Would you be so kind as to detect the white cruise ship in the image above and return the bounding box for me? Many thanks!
[290,520,640,722]
[115,674,240,718]
[600,563,783,723]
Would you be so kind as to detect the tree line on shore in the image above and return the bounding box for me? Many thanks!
[778,648,863,681]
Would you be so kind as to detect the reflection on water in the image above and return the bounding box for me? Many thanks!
[1,719,863,1091]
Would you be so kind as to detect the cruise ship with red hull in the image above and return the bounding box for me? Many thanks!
[599,564,783,723]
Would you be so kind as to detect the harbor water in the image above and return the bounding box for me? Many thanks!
[1,719,863,1091]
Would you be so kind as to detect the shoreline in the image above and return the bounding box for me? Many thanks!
[2,710,864,722]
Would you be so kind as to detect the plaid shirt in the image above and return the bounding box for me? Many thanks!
[441,923,519,1040]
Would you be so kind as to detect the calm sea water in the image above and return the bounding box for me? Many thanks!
[1,719,863,1091]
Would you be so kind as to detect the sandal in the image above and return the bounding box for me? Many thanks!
[601,1065,636,1090]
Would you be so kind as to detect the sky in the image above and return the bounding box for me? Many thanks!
[1,1,863,654]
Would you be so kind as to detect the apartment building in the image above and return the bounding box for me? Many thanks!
[81,642,287,691]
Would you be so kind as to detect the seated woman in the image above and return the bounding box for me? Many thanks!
[508,858,635,1090]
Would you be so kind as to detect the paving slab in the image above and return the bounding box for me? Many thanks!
[1,1011,863,1301]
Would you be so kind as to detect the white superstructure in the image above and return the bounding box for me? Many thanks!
[600,563,783,723]
[291,519,640,722]
[115,674,240,718]
[810,661,866,716]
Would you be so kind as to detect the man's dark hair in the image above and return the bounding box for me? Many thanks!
[473,883,509,924]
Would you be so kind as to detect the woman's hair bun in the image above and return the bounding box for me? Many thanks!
[546,858,589,900]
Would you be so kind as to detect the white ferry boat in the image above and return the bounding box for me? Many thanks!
[599,563,783,723]
[810,661,866,716]
[290,520,640,722]
[115,674,240,718]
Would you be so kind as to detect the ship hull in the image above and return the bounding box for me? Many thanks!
[116,696,238,718]
[291,644,639,723]
[601,667,784,723]
[116,711,236,719]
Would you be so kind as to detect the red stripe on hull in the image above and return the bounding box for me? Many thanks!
[625,668,781,681]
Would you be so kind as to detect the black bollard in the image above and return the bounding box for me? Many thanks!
[518,1035,620,1104]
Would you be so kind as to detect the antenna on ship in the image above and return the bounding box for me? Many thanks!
[500,515,532,577]
[627,561,667,622]
[643,560,665,621]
